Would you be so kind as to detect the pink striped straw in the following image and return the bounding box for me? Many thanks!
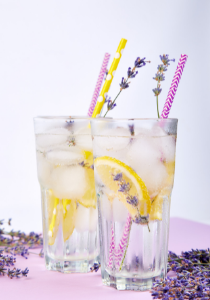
[87,53,110,117]
[115,214,132,268]
[107,224,115,268]
[107,214,132,269]
[161,54,188,119]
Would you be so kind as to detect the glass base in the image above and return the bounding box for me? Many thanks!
[102,269,165,291]
[45,254,98,273]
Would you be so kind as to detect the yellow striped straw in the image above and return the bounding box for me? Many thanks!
[91,38,127,118]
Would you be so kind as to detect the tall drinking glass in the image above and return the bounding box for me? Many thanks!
[34,117,99,273]
[91,118,178,290]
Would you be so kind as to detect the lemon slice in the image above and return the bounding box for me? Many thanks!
[82,150,93,166]
[62,199,77,242]
[94,156,151,218]
[47,190,62,246]
[150,161,175,221]
[77,150,97,208]
[165,161,175,187]
[77,168,97,208]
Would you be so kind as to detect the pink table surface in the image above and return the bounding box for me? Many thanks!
[1,218,210,300]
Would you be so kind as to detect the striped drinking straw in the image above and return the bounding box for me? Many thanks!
[161,54,188,118]
[87,53,110,117]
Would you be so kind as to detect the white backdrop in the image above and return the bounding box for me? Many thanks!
[0,0,210,232]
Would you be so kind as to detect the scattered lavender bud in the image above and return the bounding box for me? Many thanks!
[65,120,74,128]
[128,124,134,136]
[90,262,101,272]
[113,173,122,181]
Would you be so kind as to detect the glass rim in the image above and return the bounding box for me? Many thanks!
[91,117,178,122]
[34,116,91,120]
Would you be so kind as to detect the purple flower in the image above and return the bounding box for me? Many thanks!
[118,182,130,193]
[128,124,134,136]
[22,267,29,277]
[105,95,117,111]
[160,54,175,66]
[127,67,138,78]
[120,77,130,89]
[90,262,101,272]
[153,73,165,82]
[157,65,167,73]
[126,196,138,206]
[152,87,162,97]
[113,173,122,181]
[65,120,74,128]
[134,214,149,225]
[79,161,85,167]
[134,57,147,68]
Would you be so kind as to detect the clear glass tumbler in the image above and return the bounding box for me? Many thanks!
[34,117,99,273]
[91,118,178,290]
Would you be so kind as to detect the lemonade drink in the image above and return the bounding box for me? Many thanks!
[34,117,99,273]
[91,118,178,290]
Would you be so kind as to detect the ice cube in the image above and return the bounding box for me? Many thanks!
[128,137,162,164]
[127,137,167,196]
[89,208,98,232]
[75,205,90,232]
[94,127,131,152]
[36,153,52,187]
[51,165,87,199]
[36,128,70,151]
[158,135,176,162]
[112,197,128,223]
[150,125,176,162]
[74,127,92,151]
[46,147,84,165]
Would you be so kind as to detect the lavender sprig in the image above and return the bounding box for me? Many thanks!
[151,248,210,299]
[153,54,175,118]
[0,218,43,280]
[103,57,150,117]
[104,95,117,114]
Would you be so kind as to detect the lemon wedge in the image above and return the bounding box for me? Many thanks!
[62,199,77,242]
[150,160,175,221]
[94,156,151,219]
[77,150,97,208]
[47,189,62,246]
